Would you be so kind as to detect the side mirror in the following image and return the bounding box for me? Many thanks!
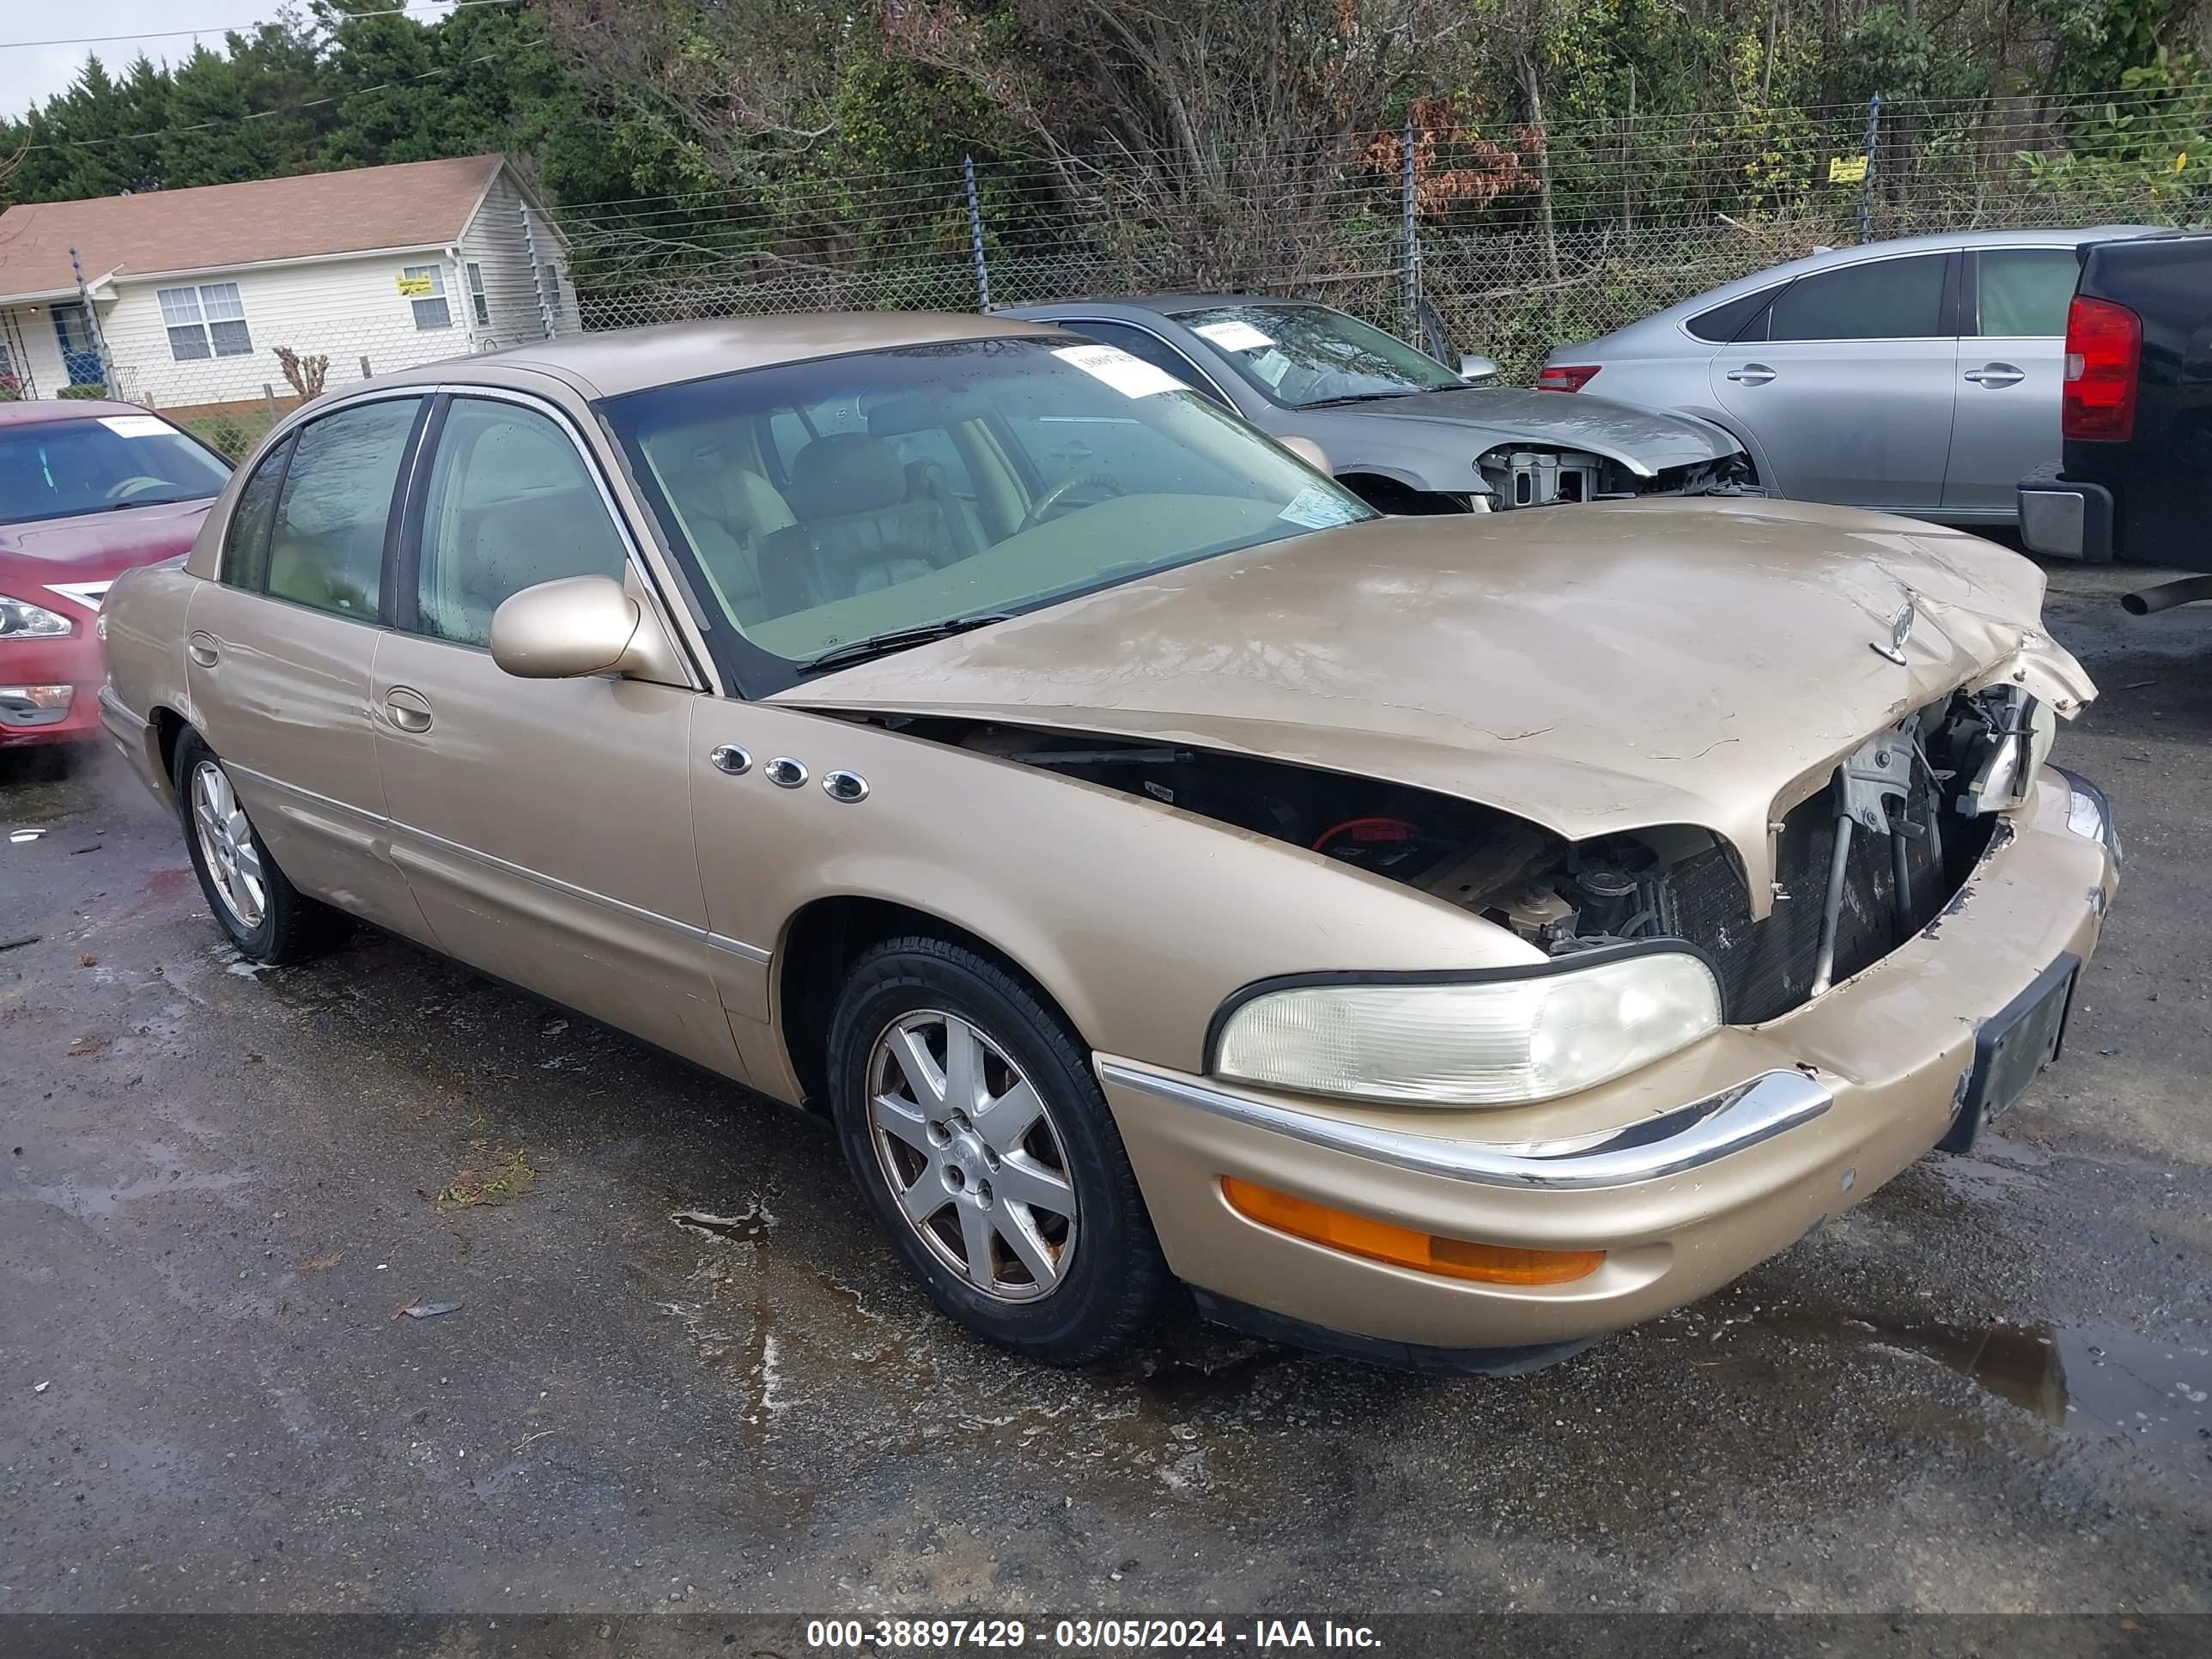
[1279,434,1332,474]
[489,574,685,684]
[1458,354,1500,383]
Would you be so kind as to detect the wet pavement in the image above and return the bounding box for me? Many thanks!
[1,560,2207,1615]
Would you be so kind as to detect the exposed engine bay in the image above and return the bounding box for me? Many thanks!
[1477,447,1753,509]
[884,683,2042,1024]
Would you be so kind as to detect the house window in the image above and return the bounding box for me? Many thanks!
[538,263,562,308]
[466,262,489,327]
[403,264,452,331]
[157,282,253,362]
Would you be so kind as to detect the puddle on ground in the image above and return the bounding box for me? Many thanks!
[1097,1340,1301,1408]
[672,1206,774,1243]
[1751,1304,2209,1454]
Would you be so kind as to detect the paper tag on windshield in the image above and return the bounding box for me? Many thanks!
[1053,343,1182,398]
[1193,319,1274,352]
[1278,487,1364,530]
[97,415,170,439]
[1248,349,1293,389]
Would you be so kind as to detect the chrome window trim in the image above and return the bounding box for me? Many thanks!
[263,380,718,692]
[239,392,433,627]
[1095,1061,1832,1191]
[399,382,711,690]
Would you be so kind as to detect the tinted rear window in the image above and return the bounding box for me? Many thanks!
[1976,248,2080,337]
[1686,286,1782,343]
[1766,254,1949,342]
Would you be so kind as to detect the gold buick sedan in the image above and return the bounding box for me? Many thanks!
[99,313,2119,1372]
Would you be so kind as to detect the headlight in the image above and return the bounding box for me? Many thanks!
[0,594,73,638]
[1212,950,1722,1106]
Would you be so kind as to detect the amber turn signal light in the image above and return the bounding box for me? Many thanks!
[1220,1178,1605,1285]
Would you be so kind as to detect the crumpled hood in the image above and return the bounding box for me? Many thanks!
[781,496,2094,911]
[1321,386,1742,474]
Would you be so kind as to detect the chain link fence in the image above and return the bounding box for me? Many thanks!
[553,86,2209,380]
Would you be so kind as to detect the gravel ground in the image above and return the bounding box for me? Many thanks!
[1,558,2206,1618]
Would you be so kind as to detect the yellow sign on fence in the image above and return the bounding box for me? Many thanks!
[394,272,434,297]
[1827,155,1869,184]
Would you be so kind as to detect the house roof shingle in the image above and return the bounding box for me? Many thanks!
[0,155,507,301]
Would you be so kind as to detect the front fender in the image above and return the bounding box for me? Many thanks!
[687,702,1538,1101]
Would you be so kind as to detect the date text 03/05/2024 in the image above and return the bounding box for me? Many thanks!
[805,1618,1384,1650]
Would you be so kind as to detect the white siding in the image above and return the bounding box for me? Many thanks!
[456,169,576,347]
[99,250,477,410]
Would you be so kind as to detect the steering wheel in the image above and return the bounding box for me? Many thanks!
[103,475,172,503]
[1018,472,1125,533]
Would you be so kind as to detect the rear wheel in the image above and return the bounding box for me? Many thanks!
[828,935,1168,1364]
[173,728,349,964]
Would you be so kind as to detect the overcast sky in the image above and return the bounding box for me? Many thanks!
[3,1,457,119]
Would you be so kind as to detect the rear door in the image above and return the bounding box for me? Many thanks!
[368,390,741,1076]
[1942,246,2080,515]
[1710,251,1958,508]
[183,394,434,943]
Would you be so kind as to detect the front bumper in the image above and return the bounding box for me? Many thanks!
[0,632,102,747]
[1097,769,2118,1362]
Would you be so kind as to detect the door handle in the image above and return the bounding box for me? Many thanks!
[383,688,434,734]
[1724,364,1777,386]
[1963,364,2025,387]
[186,631,219,667]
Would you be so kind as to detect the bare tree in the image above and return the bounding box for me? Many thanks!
[272,345,328,399]
[880,0,1465,288]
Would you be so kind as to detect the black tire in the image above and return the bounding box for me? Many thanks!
[172,727,349,964]
[827,935,1169,1364]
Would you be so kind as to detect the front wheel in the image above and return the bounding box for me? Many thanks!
[827,936,1168,1364]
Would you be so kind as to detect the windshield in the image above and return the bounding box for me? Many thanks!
[1169,303,1466,408]
[602,337,1375,694]
[0,414,231,526]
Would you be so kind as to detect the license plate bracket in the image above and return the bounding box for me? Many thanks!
[1938,953,2080,1153]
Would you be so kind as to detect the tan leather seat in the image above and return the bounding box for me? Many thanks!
[660,448,795,625]
[781,433,961,605]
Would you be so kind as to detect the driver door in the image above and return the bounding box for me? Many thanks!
[369,392,741,1077]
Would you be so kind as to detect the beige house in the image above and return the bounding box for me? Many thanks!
[0,155,576,414]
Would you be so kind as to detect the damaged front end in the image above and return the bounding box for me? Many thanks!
[1477,447,1755,509]
[876,679,2065,1026]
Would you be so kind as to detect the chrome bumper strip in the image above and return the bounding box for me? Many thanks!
[1096,1062,1833,1190]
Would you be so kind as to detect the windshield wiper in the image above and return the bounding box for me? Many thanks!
[94,494,207,514]
[1299,388,1429,409]
[798,613,1014,675]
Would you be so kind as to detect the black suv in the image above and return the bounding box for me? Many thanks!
[2019,231,2211,597]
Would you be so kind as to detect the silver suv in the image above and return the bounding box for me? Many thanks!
[1545,227,2160,526]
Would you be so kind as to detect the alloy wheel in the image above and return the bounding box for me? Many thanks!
[191,759,266,929]
[866,1009,1079,1303]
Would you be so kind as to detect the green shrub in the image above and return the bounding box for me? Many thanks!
[180,410,278,461]
[56,383,110,399]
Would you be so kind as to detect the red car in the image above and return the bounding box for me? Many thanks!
[1,399,230,749]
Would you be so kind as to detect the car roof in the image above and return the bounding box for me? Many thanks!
[361,312,1072,400]
[1633,224,2165,328]
[0,397,161,426]
[1004,295,1323,320]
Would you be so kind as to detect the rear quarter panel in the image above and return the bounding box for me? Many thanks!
[99,559,201,804]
